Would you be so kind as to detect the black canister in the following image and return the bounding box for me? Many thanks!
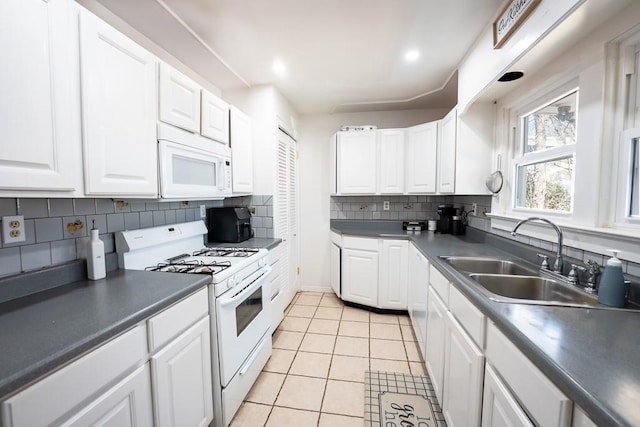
[451,215,465,235]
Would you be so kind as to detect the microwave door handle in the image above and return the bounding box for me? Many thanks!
[218,266,271,309]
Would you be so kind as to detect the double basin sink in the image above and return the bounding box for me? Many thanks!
[440,256,637,311]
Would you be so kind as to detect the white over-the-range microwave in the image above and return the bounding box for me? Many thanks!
[157,123,232,199]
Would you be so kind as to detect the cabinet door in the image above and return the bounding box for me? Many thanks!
[406,244,429,357]
[379,240,408,309]
[342,248,378,306]
[337,131,377,194]
[442,311,484,427]
[79,11,158,197]
[438,108,457,194]
[405,122,438,193]
[0,0,80,192]
[425,287,446,406]
[482,364,533,427]
[151,317,214,427]
[230,106,253,193]
[159,63,201,133]
[378,129,404,194]
[201,90,229,144]
[61,364,153,427]
[330,242,341,298]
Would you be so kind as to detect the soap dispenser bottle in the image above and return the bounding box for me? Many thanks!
[597,250,626,307]
[87,221,106,280]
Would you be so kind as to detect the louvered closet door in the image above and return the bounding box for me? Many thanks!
[276,130,299,304]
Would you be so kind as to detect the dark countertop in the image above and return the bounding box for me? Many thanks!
[207,237,282,250]
[0,268,209,399]
[331,220,640,427]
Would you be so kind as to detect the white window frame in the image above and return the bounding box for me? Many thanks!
[506,80,580,221]
[612,30,640,228]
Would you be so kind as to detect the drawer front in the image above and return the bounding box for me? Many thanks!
[486,322,572,427]
[342,235,378,251]
[147,287,208,353]
[268,244,284,265]
[429,265,450,305]
[449,285,485,348]
[2,325,147,427]
[331,232,342,246]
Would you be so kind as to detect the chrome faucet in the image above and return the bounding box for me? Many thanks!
[511,217,563,273]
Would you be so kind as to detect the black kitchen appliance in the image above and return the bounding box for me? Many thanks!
[206,207,253,243]
[436,204,457,234]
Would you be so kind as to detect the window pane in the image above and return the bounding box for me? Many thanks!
[523,91,577,154]
[516,157,574,212]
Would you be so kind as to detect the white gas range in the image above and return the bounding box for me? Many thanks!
[115,221,272,427]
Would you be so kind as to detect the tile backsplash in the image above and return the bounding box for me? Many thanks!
[330,195,493,223]
[0,195,273,278]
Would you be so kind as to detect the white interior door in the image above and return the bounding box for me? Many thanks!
[276,129,299,303]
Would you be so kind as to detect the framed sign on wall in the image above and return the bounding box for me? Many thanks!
[493,0,541,49]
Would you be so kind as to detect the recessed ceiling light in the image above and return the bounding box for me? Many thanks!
[404,50,420,62]
[273,59,286,76]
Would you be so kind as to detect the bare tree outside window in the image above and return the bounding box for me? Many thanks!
[515,91,577,213]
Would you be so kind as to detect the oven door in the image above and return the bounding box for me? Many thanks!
[216,265,271,386]
[158,140,232,199]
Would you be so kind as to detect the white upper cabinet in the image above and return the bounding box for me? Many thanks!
[337,131,378,194]
[201,90,230,145]
[378,129,405,194]
[405,122,438,193]
[0,0,81,194]
[438,107,457,194]
[230,106,253,194]
[159,63,201,133]
[79,9,159,197]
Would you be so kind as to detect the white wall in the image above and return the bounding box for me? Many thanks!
[298,109,449,291]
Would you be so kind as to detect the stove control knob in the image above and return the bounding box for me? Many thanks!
[258,259,266,268]
[229,274,241,288]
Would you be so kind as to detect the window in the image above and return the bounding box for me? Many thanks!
[514,90,578,214]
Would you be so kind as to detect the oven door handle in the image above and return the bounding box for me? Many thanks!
[218,265,271,309]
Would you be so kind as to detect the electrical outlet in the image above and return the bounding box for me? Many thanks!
[2,215,26,244]
[471,203,477,216]
[199,205,207,218]
[383,201,390,211]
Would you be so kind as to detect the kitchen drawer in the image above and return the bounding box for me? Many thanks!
[147,287,208,353]
[486,322,572,427]
[331,231,342,247]
[429,265,450,304]
[2,325,147,427]
[268,244,284,265]
[342,235,378,251]
[449,285,485,348]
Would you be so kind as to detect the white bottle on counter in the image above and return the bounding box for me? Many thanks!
[87,225,105,280]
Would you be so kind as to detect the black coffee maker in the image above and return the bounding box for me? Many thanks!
[436,204,457,234]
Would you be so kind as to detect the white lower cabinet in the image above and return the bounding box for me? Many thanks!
[425,286,446,404]
[151,316,213,427]
[378,240,408,309]
[1,326,147,427]
[486,322,572,427]
[61,364,153,427]
[342,245,379,306]
[407,243,429,357]
[482,363,533,427]
[442,311,484,427]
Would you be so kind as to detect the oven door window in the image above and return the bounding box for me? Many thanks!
[236,287,263,336]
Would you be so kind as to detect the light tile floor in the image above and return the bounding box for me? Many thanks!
[231,291,426,427]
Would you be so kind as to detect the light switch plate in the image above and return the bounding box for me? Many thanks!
[200,205,207,218]
[2,215,26,244]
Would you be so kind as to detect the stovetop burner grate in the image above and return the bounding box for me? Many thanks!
[145,259,232,274]
[193,248,259,258]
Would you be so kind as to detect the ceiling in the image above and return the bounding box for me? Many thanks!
[94,0,504,114]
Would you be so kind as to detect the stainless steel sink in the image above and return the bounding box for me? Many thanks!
[440,256,538,276]
[469,274,598,306]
